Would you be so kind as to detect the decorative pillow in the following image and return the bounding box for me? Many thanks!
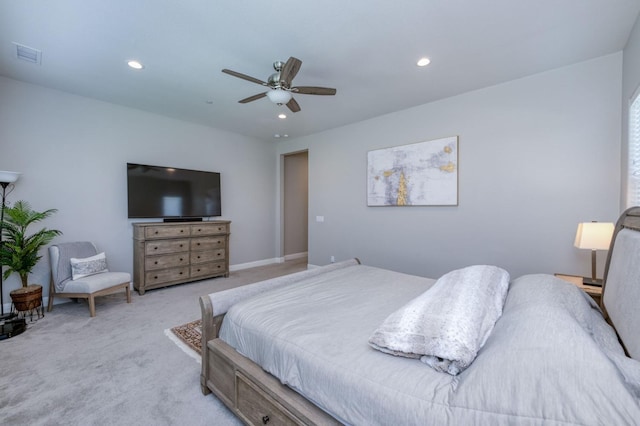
[369,265,510,375]
[70,252,109,280]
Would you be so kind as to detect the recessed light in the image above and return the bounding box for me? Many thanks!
[417,57,431,67]
[278,113,287,119]
[274,134,281,138]
[127,60,144,70]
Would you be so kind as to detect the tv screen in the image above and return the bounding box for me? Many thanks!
[127,163,221,219]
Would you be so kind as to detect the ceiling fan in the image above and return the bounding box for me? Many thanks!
[222,57,336,113]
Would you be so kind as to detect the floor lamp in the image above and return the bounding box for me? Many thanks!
[0,170,26,340]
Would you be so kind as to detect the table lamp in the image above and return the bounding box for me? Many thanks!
[574,221,614,286]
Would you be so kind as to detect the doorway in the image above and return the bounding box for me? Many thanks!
[282,151,308,261]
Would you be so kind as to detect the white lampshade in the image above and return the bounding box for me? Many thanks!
[0,171,20,184]
[266,89,292,105]
[574,222,614,250]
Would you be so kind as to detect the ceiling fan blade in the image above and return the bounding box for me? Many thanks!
[293,86,337,96]
[286,97,301,113]
[239,92,267,103]
[279,57,302,87]
[222,69,267,86]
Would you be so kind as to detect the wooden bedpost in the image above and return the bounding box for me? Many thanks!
[199,295,215,395]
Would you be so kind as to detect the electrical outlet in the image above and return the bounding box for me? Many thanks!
[330,255,335,263]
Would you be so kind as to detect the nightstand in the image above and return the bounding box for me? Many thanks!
[554,274,602,305]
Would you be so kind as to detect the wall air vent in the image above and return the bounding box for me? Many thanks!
[13,42,42,64]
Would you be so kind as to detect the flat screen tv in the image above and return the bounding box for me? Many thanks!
[127,163,221,220]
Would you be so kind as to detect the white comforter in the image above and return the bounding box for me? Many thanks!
[219,263,640,425]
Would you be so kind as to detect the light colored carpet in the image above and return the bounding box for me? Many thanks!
[0,258,307,426]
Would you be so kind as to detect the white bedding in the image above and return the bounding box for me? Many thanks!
[219,263,640,425]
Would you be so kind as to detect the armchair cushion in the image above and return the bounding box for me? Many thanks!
[61,271,131,294]
[70,252,108,280]
[50,242,98,291]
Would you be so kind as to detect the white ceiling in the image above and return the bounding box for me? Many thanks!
[1,1,639,141]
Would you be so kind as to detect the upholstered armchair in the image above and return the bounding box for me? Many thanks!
[48,241,131,317]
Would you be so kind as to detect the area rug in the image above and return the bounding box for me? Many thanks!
[165,319,202,364]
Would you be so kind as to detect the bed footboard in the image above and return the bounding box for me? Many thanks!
[198,260,361,424]
[199,295,224,395]
[206,337,340,425]
[199,295,341,425]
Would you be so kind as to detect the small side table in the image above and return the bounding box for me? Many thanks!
[554,274,602,305]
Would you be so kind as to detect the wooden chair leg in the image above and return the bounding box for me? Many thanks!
[88,296,96,317]
[125,285,131,303]
[48,279,55,312]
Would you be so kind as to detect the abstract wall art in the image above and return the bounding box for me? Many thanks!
[367,136,458,206]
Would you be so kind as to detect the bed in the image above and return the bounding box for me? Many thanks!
[199,207,640,425]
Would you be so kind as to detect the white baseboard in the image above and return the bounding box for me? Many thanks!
[283,251,308,261]
[229,258,281,271]
[229,253,309,272]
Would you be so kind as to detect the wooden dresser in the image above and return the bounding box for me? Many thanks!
[133,221,231,295]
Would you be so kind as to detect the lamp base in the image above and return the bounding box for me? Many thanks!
[582,277,603,287]
[0,317,27,340]
[0,311,17,321]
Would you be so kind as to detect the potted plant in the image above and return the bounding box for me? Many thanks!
[0,200,62,312]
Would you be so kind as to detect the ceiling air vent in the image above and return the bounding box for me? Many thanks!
[13,42,42,64]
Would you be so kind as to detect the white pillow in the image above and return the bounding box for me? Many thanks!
[369,265,510,375]
[70,252,109,280]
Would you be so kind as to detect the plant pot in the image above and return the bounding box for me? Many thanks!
[10,284,43,312]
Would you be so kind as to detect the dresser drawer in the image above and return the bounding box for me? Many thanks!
[236,372,302,426]
[191,223,229,236]
[191,249,225,264]
[145,253,189,271]
[191,236,226,251]
[144,225,189,239]
[190,261,226,278]
[145,266,189,285]
[145,239,189,255]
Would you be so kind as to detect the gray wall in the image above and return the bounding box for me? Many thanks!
[0,76,277,308]
[276,54,622,280]
[622,15,640,210]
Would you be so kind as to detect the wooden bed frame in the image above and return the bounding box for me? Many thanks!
[198,307,340,425]
[199,206,640,426]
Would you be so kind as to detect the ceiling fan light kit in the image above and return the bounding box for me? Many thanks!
[222,56,336,113]
[266,89,292,105]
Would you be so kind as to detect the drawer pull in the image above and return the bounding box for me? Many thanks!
[197,268,201,272]
[180,244,183,248]
[154,276,158,279]
[180,230,184,233]
[153,247,158,250]
[154,231,158,234]
[198,228,201,232]
[154,261,158,265]
[197,243,201,246]
[179,272,183,275]
[262,415,270,424]
[180,258,183,261]
[217,252,221,256]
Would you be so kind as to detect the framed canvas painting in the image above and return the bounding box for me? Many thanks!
[367,136,458,206]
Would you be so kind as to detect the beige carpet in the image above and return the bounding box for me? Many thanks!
[1,257,308,426]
